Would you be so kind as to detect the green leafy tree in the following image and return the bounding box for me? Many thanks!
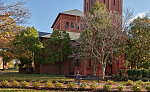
[45,29,71,74]
[125,17,150,69]
[13,27,44,71]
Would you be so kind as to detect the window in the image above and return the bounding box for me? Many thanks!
[104,0,105,3]
[65,22,69,29]
[76,24,79,30]
[71,23,74,29]
[81,24,84,30]
[114,0,115,5]
[87,2,89,12]
[89,61,91,67]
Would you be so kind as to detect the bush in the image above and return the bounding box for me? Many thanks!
[136,80,144,85]
[144,81,150,86]
[126,80,134,85]
[89,83,98,90]
[148,69,150,78]
[9,79,15,82]
[1,80,9,87]
[106,80,114,85]
[103,84,112,91]
[146,85,150,91]
[32,82,40,88]
[54,82,63,89]
[16,78,23,82]
[79,83,87,89]
[12,81,19,87]
[136,69,142,78]
[142,69,149,78]
[25,78,31,82]
[127,69,132,77]
[45,81,52,88]
[131,69,136,77]
[67,82,75,89]
[117,85,125,91]
[21,81,29,87]
[132,84,142,92]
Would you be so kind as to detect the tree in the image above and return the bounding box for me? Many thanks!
[45,29,71,75]
[125,17,150,69]
[0,0,30,70]
[13,27,44,71]
[79,2,125,79]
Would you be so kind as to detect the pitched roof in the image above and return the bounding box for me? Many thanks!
[40,31,80,40]
[38,31,51,37]
[51,9,83,28]
[61,9,84,16]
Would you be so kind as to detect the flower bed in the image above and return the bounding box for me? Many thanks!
[0,80,149,91]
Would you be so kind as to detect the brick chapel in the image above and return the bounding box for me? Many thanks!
[35,0,126,76]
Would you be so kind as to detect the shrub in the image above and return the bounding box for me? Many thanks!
[12,81,19,87]
[54,82,63,89]
[1,80,9,87]
[25,78,31,82]
[131,69,136,77]
[103,84,112,91]
[117,85,125,91]
[9,79,15,82]
[32,82,40,88]
[126,80,134,85]
[144,81,150,86]
[136,80,144,85]
[21,81,29,87]
[132,84,142,92]
[142,69,149,78]
[136,69,142,78]
[67,82,75,89]
[79,83,87,89]
[106,80,114,85]
[148,69,150,78]
[16,78,23,82]
[89,82,98,90]
[45,81,52,88]
[127,69,132,77]
[146,85,150,91]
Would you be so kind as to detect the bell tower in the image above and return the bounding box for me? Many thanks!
[84,0,122,15]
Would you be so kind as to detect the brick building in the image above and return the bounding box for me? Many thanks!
[35,0,126,76]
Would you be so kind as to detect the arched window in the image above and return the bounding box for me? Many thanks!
[81,24,84,30]
[114,0,115,5]
[65,22,69,29]
[76,24,79,30]
[71,23,74,29]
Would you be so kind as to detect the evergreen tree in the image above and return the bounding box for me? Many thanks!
[45,29,71,74]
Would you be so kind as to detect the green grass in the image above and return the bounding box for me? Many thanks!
[0,88,78,92]
[0,73,73,82]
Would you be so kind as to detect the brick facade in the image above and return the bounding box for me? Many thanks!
[34,0,125,76]
[84,0,122,15]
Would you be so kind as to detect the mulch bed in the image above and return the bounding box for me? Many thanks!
[0,82,148,92]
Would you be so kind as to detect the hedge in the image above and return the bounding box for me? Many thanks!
[120,69,150,78]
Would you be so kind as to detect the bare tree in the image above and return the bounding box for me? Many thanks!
[122,7,134,32]
[79,2,125,79]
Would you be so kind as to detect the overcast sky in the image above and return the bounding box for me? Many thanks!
[6,0,150,33]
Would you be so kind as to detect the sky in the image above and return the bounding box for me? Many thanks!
[6,0,150,33]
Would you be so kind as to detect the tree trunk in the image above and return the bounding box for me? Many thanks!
[93,66,97,76]
[2,58,5,71]
[102,65,106,79]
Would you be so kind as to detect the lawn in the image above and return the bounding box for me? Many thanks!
[0,73,73,82]
[0,88,76,92]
